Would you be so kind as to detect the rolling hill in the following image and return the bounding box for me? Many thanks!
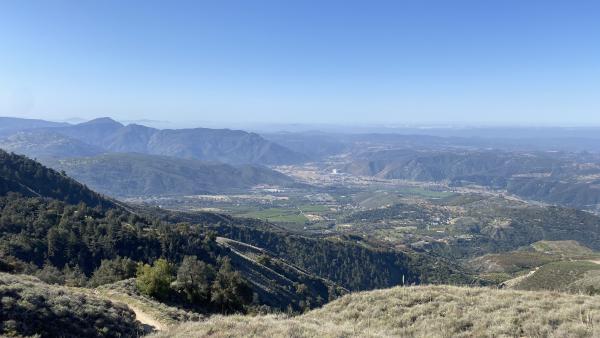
[344,149,560,182]
[43,153,294,197]
[152,284,600,337]
[513,260,600,294]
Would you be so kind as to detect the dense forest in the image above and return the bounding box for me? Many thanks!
[0,194,220,273]
[152,209,477,291]
[0,149,110,207]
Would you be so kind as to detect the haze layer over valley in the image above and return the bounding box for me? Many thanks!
[2,0,600,336]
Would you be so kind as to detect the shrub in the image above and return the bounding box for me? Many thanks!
[173,255,215,303]
[63,265,88,287]
[151,285,600,338]
[35,261,65,285]
[0,272,142,337]
[136,259,175,300]
[88,257,137,287]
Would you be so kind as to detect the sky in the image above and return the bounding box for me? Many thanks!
[0,0,599,126]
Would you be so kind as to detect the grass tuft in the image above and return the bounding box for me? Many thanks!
[151,284,600,337]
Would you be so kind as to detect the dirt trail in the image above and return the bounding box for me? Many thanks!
[502,267,540,288]
[129,305,165,331]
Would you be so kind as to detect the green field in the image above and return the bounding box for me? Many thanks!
[396,187,455,199]
[298,204,330,213]
[237,208,308,223]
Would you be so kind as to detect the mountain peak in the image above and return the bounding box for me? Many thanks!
[78,117,124,127]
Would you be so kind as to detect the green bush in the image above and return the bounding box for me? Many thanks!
[136,259,175,300]
[173,255,215,303]
[89,257,137,287]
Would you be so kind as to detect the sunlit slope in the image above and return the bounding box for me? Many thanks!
[0,272,143,337]
[153,285,600,338]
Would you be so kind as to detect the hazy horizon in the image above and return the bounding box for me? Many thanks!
[6,115,600,135]
[1,1,599,125]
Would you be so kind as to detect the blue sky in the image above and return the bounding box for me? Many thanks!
[0,0,599,126]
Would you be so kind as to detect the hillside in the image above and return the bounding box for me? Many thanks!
[0,116,68,137]
[43,153,294,197]
[217,237,345,309]
[340,195,600,260]
[0,131,106,159]
[344,149,560,182]
[512,260,600,294]
[2,117,308,165]
[0,145,499,336]
[0,192,347,312]
[0,151,370,311]
[0,150,339,312]
[0,149,112,207]
[343,149,600,211]
[0,272,143,337]
[152,284,600,337]
[157,208,478,291]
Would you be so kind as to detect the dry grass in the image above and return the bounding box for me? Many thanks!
[152,285,600,338]
[514,261,600,294]
[93,278,203,327]
[531,240,598,259]
[0,272,143,337]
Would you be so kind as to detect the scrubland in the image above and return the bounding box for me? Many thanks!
[152,285,600,338]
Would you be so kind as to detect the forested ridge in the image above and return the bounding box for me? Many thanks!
[0,193,220,274]
[0,149,110,207]
[152,209,478,291]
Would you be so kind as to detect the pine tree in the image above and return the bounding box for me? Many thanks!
[174,255,215,303]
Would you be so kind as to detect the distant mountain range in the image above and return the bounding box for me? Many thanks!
[0,117,307,165]
[264,130,600,159]
[43,153,294,197]
[343,149,561,182]
[0,117,68,138]
[343,149,600,211]
[0,116,309,197]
